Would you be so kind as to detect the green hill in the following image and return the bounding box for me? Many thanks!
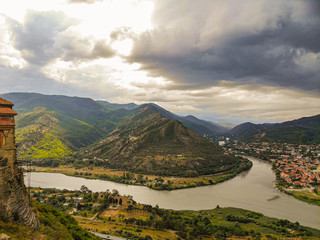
[1,93,128,160]
[229,114,320,144]
[81,105,250,177]
[0,92,232,161]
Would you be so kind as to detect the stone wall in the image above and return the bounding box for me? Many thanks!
[0,121,39,229]
[0,127,16,168]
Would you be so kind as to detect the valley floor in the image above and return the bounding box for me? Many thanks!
[25,161,251,190]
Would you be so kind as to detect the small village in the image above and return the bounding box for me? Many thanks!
[219,139,320,188]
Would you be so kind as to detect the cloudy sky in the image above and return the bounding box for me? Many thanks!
[0,0,319,123]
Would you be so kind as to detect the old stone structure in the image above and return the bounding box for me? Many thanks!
[0,97,39,229]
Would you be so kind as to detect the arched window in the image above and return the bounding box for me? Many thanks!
[0,131,4,147]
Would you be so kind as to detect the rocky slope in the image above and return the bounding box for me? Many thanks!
[81,105,248,177]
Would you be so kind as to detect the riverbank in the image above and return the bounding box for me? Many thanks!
[283,188,320,206]
[24,159,252,191]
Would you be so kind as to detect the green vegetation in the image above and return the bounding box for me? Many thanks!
[1,92,129,160]
[30,188,320,240]
[284,189,320,206]
[0,201,99,240]
[30,157,251,190]
[229,114,320,144]
[17,131,72,160]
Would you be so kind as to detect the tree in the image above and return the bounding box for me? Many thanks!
[80,185,90,193]
[112,189,119,196]
[119,198,123,205]
[127,204,133,211]
[137,174,144,182]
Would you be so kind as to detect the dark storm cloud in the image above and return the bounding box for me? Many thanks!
[129,0,320,91]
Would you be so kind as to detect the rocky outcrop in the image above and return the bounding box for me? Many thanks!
[0,166,39,230]
[0,233,10,240]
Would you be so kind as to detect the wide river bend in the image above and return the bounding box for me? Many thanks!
[27,157,320,229]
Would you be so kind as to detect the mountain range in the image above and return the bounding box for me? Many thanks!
[229,115,320,144]
[0,92,227,161]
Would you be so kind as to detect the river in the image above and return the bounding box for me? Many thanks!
[26,156,320,229]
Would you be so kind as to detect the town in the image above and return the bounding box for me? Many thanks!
[220,139,320,188]
[217,138,320,205]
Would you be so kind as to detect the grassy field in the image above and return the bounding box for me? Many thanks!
[80,203,320,240]
[78,218,177,240]
[283,188,320,206]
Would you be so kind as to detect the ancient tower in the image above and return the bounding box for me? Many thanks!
[0,97,39,229]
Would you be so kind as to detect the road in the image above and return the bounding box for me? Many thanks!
[91,232,128,240]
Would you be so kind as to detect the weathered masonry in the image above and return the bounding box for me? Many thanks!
[0,97,39,229]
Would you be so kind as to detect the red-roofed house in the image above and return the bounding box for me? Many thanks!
[0,97,14,107]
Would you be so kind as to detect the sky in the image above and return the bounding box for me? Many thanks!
[0,0,319,124]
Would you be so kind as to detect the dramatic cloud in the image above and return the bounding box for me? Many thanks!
[6,11,114,65]
[0,9,115,99]
[7,11,75,65]
[0,15,27,69]
[129,0,320,92]
[54,29,114,61]
[0,0,319,123]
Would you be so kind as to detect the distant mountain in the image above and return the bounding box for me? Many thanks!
[229,115,320,144]
[139,103,228,136]
[1,93,128,159]
[217,122,237,129]
[96,100,138,110]
[180,115,229,136]
[81,105,248,177]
